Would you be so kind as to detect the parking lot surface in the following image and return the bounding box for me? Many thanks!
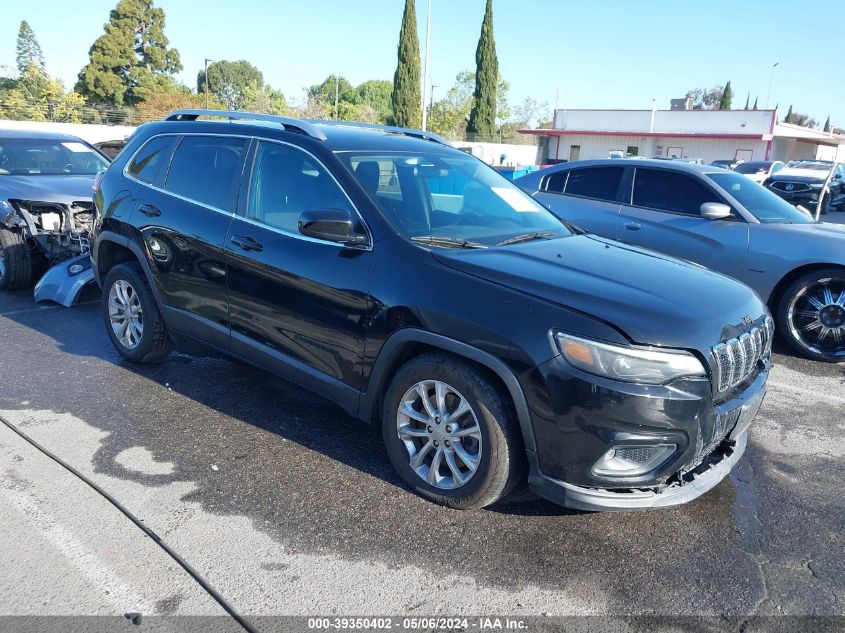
[1,285,843,626]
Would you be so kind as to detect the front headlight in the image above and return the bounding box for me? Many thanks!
[809,183,825,189]
[555,333,706,385]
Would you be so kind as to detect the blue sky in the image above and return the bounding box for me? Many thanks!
[1,0,842,127]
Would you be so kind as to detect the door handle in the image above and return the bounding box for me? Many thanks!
[624,221,642,231]
[230,235,264,252]
[139,204,161,217]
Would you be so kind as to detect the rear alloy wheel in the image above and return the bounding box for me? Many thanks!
[0,226,34,290]
[778,268,845,363]
[102,263,171,363]
[382,353,524,509]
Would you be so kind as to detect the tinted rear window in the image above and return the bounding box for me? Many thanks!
[165,136,247,210]
[127,136,176,183]
[564,167,624,202]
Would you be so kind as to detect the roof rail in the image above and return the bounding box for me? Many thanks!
[308,120,451,146]
[164,109,327,141]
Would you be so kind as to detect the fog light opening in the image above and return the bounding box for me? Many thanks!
[592,444,676,478]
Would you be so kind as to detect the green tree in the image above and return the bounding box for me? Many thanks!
[391,0,421,128]
[76,0,181,105]
[743,92,749,110]
[467,0,498,138]
[823,116,831,133]
[241,85,288,116]
[343,79,393,123]
[718,80,733,110]
[197,60,264,110]
[784,104,793,123]
[16,21,45,74]
[427,69,509,139]
[685,86,723,110]
[790,111,816,128]
[1,61,86,123]
[307,75,353,117]
[752,96,758,110]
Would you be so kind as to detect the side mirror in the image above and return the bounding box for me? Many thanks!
[298,209,369,247]
[700,202,732,220]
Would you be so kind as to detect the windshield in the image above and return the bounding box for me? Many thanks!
[709,172,814,224]
[734,162,771,174]
[784,160,831,172]
[0,137,109,176]
[337,151,570,246]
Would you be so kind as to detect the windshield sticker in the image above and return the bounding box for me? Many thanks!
[61,142,90,153]
[491,187,538,212]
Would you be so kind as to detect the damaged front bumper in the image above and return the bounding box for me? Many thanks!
[33,253,95,307]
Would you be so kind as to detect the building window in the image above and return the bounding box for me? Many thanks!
[626,146,639,157]
[667,146,683,159]
[568,145,581,162]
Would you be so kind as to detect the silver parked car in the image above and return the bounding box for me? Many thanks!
[517,159,845,363]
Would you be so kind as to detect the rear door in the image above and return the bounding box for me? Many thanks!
[223,139,373,408]
[532,166,625,239]
[617,167,749,278]
[135,134,248,345]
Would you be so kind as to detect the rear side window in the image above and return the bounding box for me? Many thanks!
[544,170,568,193]
[633,169,719,216]
[564,167,624,202]
[164,136,247,210]
[126,136,176,184]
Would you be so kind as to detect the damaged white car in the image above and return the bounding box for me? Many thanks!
[0,129,110,304]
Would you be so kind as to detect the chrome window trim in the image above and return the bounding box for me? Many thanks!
[122,132,373,250]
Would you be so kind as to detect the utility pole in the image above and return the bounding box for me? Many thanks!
[421,0,432,130]
[204,58,212,109]
[765,61,779,110]
[334,75,339,119]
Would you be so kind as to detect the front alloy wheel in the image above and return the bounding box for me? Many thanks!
[108,279,143,349]
[780,269,845,362]
[397,380,482,489]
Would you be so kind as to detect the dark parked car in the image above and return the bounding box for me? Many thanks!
[92,110,772,511]
[734,160,785,184]
[0,129,110,299]
[710,159,742,170]
[763,160,845,216]
[93,139,129,160]
[517,159,845,362]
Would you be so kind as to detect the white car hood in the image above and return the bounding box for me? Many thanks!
[775,167,830,179]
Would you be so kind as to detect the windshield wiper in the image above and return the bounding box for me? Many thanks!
[410,236,487,249]
[496,231,558,247]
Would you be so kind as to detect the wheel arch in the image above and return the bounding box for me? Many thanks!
[359,329,537,454]
[768,262,845,314]
[94,231,162,303]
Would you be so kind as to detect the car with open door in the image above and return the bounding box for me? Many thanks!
[734,160,785,184]
[518,159,845,362]
[763,160,845,218]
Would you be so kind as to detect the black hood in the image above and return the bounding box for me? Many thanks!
[433,235,767,352]
[0,175,96,205]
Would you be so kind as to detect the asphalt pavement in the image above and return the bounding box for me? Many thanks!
[0,283,843,630]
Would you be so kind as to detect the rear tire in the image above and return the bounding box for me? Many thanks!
[0,226,34,290]
[102,262,171,363]
[381,352,524,509]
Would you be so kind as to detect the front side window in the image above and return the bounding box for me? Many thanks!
[0,137,109,176]
[633,169,720,216]
[127,136,177,183]
[709,172,813,224]
[564,167,624,202]
[338,151,569,246]
[248,141,355,234]
[164,136,247,211]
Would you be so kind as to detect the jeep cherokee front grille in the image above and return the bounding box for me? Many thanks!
[712,317,773,393]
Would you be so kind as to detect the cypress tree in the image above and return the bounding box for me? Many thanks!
[467,0,498,139]
[718,80,733,110]
[15,21,45,74]
[752,96,758,110]
[390,0,421,128]
[76,0,181,105]
[744,92,749,110]
[784,105,793,123]
[823,116,831,132]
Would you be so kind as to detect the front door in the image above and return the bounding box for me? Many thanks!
[224,140,373,406]
[617,167,749,279]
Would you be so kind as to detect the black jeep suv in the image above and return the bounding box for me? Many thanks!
[92,110,772,511]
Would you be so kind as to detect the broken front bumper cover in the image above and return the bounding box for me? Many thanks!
[33,254,95,307]
[530,431,748,512]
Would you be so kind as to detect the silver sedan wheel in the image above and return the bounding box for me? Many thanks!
[787,277,845,360]
[108,279,143,350]
[396,380,482,490]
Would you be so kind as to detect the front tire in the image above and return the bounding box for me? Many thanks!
[102,262,171,363]
[382,352,524,509]
[777,268,845,363]
[0,226,34,290]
